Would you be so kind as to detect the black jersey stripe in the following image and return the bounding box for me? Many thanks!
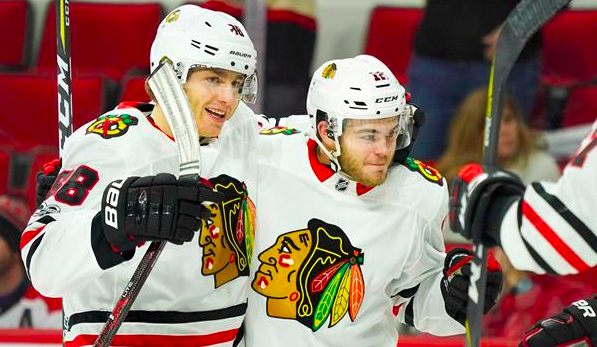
[25,233,45,279]
[405,298,415,327]
[392,284,420,299]
[532,182,597,254]
[66,302,247,331]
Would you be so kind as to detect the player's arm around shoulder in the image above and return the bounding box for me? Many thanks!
[22,111,140,297]
[390,160,471,335]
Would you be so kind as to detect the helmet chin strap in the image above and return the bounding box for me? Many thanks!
[308,132,356,181]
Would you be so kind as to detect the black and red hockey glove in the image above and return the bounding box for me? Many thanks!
[36,158,61,207]
[520,296,597,347]
[440,248,503,326]
[449,163,525,247]
[99,173,223,253]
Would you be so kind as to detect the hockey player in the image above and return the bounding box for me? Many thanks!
[22,5,260,346]
[241,55,503,345]
[449,116,597,345]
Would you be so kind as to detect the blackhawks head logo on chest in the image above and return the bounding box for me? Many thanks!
[252,218,365,331]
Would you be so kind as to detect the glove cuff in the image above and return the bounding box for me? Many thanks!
[565,298,597,337]
[101,177,138,253]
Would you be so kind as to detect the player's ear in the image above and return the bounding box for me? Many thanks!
[317,120,335,149]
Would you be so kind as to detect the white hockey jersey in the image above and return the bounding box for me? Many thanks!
[242,131,465,346]
[0,281,62,329]
[500,118,597,276]
[21,102,259,346]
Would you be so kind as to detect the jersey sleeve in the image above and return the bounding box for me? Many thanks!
[500,123,597,276]
[21,134,134,297]
[388,183,465,336]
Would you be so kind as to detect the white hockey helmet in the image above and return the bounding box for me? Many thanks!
[307,55,412,173]
[150,5,258,103]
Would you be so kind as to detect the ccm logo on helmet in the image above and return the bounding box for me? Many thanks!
[104,180,124,229]
[230,50,252,59]
[375,95,400,103]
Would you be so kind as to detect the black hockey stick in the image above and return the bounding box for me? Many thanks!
[465,1,572,346]
[56,0,73,155]
[93,59,201,347]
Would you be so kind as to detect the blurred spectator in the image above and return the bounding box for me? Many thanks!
[408,0,542,160]
[0,195,61,328]
[437,88,559,244]
[436,88,559,184]
[483,248,594,339]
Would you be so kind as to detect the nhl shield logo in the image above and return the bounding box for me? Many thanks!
[335,178,349,191]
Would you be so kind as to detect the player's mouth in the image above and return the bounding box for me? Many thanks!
[256,275,269,289]
[205,107,227,123]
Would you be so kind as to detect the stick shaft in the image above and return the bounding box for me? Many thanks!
[56,0,73,155]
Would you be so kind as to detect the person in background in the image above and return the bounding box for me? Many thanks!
[436,87,559,185]
[437,87,559,243]
[408,0,543,160]
[0,195,61,328]
[483,248,593,340]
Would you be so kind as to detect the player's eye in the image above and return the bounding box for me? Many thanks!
[207,76,221,84]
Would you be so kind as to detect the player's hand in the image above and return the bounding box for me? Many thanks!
[36,158,61,207]
[440,248,503,326]
[101,173,223,252]
[449,163,525,247]
[394,103,426,164]
[519,296,597,347]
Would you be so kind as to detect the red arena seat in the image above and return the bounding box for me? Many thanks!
[36,2,163,82]
[0,74,106,148]
[0,0,32,70]
[542,10,597,84]
[364,7,423,85]
[120,75,150,103]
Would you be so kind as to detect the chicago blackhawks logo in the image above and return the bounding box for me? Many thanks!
[199,175,255,288]
[86,114,138,139]
[252,218,365,331]
[164,9,180,23]
[259,126,300,136]
[403,157,443,186]
[321,63,337,79]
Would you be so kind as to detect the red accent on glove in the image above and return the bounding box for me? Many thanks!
[487,251,502,272]
[446,255,473,276]
[458,163,484,184]
[42,159,61,175]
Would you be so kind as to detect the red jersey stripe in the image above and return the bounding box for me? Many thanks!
[65,328,239,347]
[20,226,46,251]
[522,201,589,273]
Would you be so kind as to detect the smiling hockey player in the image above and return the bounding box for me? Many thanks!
[22,5,260,346]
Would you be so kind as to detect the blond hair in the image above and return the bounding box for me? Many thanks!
[436,87,542,183]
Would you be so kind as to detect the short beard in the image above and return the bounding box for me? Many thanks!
[338,154,390,187]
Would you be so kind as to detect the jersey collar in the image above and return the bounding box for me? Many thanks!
[306,139,374,196]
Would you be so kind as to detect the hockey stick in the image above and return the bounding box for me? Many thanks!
[56,0,73,155]
[465,1,572,346]
[93,59,201,347]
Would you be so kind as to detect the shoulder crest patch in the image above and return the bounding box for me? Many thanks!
[86,114,139,139]
[403,157,443,186]
[260,126,300,136]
